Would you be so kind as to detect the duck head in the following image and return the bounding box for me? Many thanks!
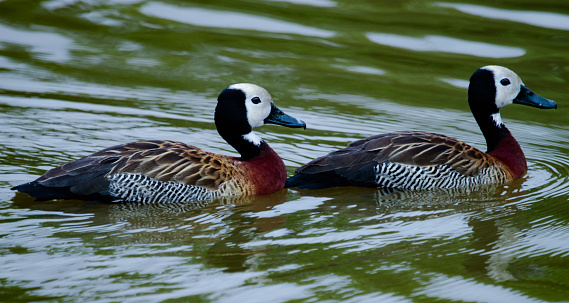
[468,65,557,153]
[468,65,557,127]
[215,83,306,160]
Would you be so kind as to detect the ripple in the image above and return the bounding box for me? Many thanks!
[0,74,211,113]
[419,274,541,303]
[332,64,387,76]
[81,10,124,27]
[440,77,470,89]
[43,0,143,10]
[108,199,214,220]
[4,95,173,116]
[512,147,569,205]
[246,196,328,218]
[266,0,336,7]
[0,23,74,62]
[366,33,526,58]
[140,2,335,38]
[0,56,29,70]
[493,217,569,259]
[371,185,508,214]
[436,2,569,31]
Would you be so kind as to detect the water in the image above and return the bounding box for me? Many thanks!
[1,0,569,302]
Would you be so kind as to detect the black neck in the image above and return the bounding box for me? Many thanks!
[468,68,510,153]
[217,127,263,161]
[472,113,511,153]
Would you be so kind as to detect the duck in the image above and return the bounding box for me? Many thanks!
[285,66,557,190]
[12,83,306,203]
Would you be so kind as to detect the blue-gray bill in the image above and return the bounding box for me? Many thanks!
[264,103,306,129]
[514,85,557,109]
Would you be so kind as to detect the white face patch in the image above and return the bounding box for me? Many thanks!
[481,65,524,109]
[242,131,262,146]
[228,83,273,129]
[491,112,503,127]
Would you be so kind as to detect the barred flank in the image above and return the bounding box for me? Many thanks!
[374,163,508,190]
[108,173,221,203]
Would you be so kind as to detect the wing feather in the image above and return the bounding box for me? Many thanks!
[27,140,236,198]
[289,131,498,189]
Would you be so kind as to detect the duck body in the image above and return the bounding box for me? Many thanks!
[285,131,512,190]
[13,84,306,203]
[286,66,556,190]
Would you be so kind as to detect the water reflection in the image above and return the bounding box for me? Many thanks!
[270,0,335,7]
[140,2,336,38]
[372,184,512,214]
[418,275,541,303]
[440,77,470,89]
[266,0,336,7]
[0,95,188,120]
[239,185,508,256]
[436,2,569,31]
[366,33,526,58]
[0,23,73,62]
[11,189,289,235]
[332,64,387,76]
[10,189,291,274]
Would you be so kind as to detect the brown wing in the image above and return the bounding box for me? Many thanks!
[110,141,236,190]
[365,131,496,175]
[287,131,501,189]
[26,140,237,197]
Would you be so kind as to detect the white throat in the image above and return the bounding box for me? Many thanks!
[242,132,262,146]
[491,112,503,127]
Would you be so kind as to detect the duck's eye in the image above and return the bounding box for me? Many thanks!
[500,78,511,86]
[251,97,261,104]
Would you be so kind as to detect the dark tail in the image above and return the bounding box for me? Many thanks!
[11,181,109,201]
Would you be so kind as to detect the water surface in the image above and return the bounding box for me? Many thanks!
[1,0,569,302]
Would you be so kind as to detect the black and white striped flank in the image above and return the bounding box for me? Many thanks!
[374,163,508,190]
[108,173,220,203]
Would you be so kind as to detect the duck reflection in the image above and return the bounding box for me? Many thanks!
[286,180,528,281]
[373,180,533,283]
[372,182,522,214]
[290,179,524,216]
[11,180,536,279]
[10,189,288,247]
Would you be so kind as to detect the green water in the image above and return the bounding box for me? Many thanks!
[1,0,569,302]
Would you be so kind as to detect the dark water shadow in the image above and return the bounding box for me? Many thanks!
[289,179,525,218]
[281,181,542,285]
[10,189,289,223]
